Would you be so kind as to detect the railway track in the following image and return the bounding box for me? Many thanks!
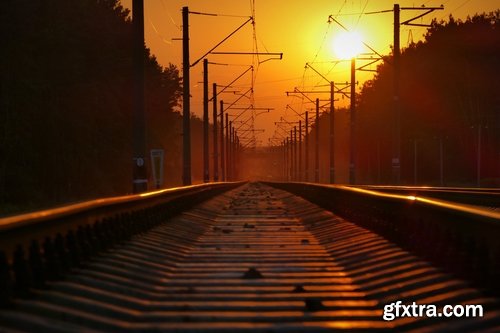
[1,183,499,332]
[353,185,500,209]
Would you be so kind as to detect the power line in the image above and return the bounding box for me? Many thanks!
[191,16,254,67]
[335,0,348,21]
[188,10,250,18]
[355,0,370,27]
[310,21,333,65]
[148,19,172,45]
[443,0,472,19]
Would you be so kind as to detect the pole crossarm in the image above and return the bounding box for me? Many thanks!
[274,124,291,135]
[273,127,288,137]
[216,89,241,94]
[209,66,253,102]
[287,88,315,104]
[211,52,283,65]
[191,16,254,67]
[241,140,257,149]
[364,6,444,27]
[275,120,299,125]
[287,96,338,105]
[229,106,273,122]
[226,105,274,122]
[356,58,381,72]
[287,90,331,94]
[188,11,250,18]
[304,63,351,98]
[221,88,252,113]
[400,6,444,27]
[238,128,265,134]
[285,105,307,120]
[211,52,282,58]
[235,116,253,130]
[229,107,273,111]
[230,105,253,122]
[207,61,229,66]
[269,138,283,145]
[238,133,255,140]
[256,109,271,117]
[237,124,253,132]
[275,120,297,136]
[305,63,330,84]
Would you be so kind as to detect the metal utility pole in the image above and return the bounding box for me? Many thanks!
[305,111,309,182]
[237,135,240,180]
[315,98,320,183]
[182,6,191,185]
[329,81,335,184]
[298,120,302,181]
[377,141,381,184]
[283,140,287,180]
[132,0,147,193]
[220,101,225,181]
[413,139,418,185]
[477,125,482,187]
[349,59,356,185]
[439,137,444,186]
[234,134,239,180]
[203,59,209,182]
[231,127,235,180]
[212,83,218,181]
[228,125,232,181]
[291,134,294,180]
[391,4,443,185]
[392,3,401,185]
[293,126,299,181]
[225,114,229,181]
[286,137,290,181]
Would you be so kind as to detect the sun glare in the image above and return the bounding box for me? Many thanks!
[332,31,363,60]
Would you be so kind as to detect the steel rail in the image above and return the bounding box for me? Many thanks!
[266,181,500,296]
[0,182,245,260]
[353,185,500,208]
[1,182,499,331]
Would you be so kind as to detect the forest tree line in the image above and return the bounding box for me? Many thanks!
[356,12,499,185]
[0,0,202,215]
[299,12,499,186]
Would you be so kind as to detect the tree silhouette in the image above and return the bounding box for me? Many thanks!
[0,0,184,215]
[357,12,500,186]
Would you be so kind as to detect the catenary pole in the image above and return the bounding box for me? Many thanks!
[182,6,191,185]
[212,83,219,181]
[392,4,401,184]
[132,0,147,193]
[305,111,309,182]
[299,120,302,181]
[315,99,320,183]
[220,101,225,181]
[349,58,356,185]
[225,113,229,181]
[203,59,209,182]
[329,81,335,184]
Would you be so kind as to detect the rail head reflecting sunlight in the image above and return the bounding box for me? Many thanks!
[339,185,500,220]
[0,182,237,230]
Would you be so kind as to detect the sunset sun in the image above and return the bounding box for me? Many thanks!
[332,31,363,59]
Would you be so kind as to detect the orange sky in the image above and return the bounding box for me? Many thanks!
[122,0,499,146]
